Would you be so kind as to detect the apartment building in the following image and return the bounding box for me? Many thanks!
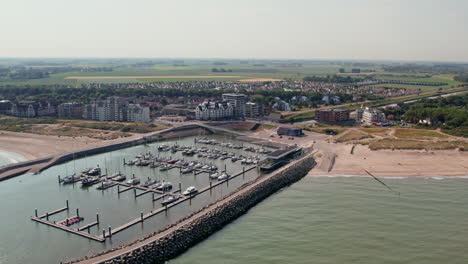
[195,101,234,120]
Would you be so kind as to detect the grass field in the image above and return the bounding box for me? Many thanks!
[369,138,467,150]
[335,129,372,143]
[394,129,448,139]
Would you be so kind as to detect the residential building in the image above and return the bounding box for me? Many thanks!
[245,102,263,118]
[362,108,386,124]
[125,104,151,123]
[272,97,292,111]
[0,100,12,115]
[10,100,56,118]
[222,93,248,117]
[195,101,234,120]
[351,106,386,124]
[57,102,83,119]
[82,97,150,123]
[315,108,350,123]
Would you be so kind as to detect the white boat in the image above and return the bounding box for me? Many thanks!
[127,178,140,185]
[181,167,194,174]
[217,172,229,181]
[183,186,198,196]
[156,182,173,191]
[209,172,220,179]
[161,195,179,206]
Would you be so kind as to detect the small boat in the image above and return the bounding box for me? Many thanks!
[159,165,170,171]
[161,195,179,206]
[209,172,220,179]
[181,167,194,174]
[62,174,80,184]
[112,172,127,182]
[126,178,141,185]
[141,179,158,188]
[156,182,172,191]
[96,181,114,190]
[183,186,198,196]
[59,216,84,226]
[81,177,100,187]
[217,172,229,181]
[86,167,101,176]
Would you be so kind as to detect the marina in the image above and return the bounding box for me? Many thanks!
[0,135,271,264]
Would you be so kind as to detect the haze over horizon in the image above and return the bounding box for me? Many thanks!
[2,0,468,62]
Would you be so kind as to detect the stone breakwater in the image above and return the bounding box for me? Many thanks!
[72,153,315,264]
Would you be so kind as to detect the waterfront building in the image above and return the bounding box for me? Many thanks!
[82,97,150,123]
[125,104,151,123]
[10,100,56,118]
[195,101,234,120]
[315,108,350,123]
[57,102,83,119]
[222,93,248,117]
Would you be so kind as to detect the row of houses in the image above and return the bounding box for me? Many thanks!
[0,97,150,123]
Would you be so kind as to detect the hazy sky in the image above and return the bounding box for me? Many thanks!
[1,0,467,62]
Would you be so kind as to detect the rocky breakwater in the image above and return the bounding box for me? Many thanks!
[77,153,316,264]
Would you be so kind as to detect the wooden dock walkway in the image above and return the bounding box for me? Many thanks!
[105,166,257,238]
[31,217,105,242]
[37,206,68,219]
[78,221,99,232]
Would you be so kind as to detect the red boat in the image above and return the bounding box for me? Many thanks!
[59,216,84,226]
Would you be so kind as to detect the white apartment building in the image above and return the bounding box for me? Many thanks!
[195,101,234,120]
[126,104,151,123]
[83,97,150,123]
[362,108,386,124]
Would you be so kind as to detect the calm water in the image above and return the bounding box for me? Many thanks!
[171,176,468,264]
[0,135,265,264]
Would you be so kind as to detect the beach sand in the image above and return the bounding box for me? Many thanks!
[0,131,144,161]
[309,143,468,177]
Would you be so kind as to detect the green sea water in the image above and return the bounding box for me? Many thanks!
[171,176,468,264]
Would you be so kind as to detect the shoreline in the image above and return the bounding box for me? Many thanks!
[0,149,28,166]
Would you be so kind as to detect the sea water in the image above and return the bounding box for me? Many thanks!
[171,176,468,264]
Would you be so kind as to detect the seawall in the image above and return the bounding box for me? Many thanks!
[73,152,315,264]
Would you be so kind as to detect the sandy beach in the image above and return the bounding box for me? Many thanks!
[0,131,144,162]
[250,129,468,177]
[309,143,468,177]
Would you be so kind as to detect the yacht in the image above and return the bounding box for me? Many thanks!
[126,178,141,185]
[161,195,179,206]
[182,186,198,196]
[217,172,229,181]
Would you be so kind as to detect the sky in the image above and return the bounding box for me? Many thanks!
[1,0,468,62]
